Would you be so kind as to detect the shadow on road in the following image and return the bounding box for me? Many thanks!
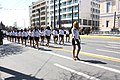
[0,66,44,80]
[81,42,86,45]
[0,44,23,58]
[49,45,63,49]
[64,42,86,46]
[38,47,52,51]
[80,60,107,64]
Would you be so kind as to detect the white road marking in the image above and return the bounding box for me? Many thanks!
[83,40,120,45]
[83,40,105,44]
[43,51,120,74]
[107,42,120,45]
[105,46,120,49]
[96,49,120,54]
[54,63,100,80]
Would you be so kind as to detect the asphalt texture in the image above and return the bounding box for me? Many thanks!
[0,35,120,80]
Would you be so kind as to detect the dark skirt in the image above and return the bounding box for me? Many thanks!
[72,38,80,45]
[34,37,39,41]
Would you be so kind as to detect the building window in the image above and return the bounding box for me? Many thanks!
[88,20,91,26]
[106,2,111,13]
[41,22,45,25]
[83,19,87,25]
[74,13,78,17]
[106,21,109,27]
[41,17,45,20]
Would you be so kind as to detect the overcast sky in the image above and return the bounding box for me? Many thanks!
[0,0,38,29]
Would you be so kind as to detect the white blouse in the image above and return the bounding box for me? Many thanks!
[40,31,45,36]
[66,30,69,35]
[18,32,21,37]
[45,29,51,36]
[53,30,58,36]
[23,31,28,37]
[59,29,64,35]
[29,31,34,37]
[72,28,80,39]
[34,30,40,37]
[15,32,18,36]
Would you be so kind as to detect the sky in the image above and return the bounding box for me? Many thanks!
[0,0,38,29]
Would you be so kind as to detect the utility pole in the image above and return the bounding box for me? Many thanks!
[54,0,56,29]
[58,0,61,28]
[91,0,94,30]
[37,9,40,28]
[113,12,116,31]
[72,6,73,27]
[78,4,79,27]
[34,19,35,27]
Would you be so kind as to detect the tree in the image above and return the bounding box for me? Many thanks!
[0,21,5,30]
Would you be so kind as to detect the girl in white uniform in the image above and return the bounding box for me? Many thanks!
[59,28,64,45]
[45,26,51,47]
[71,21,81,60]
[40,28,45,46]
[17,30,21,44]
[23,29,29,46]
[65,29,70,42]
[34,28,40,48]
[14,30,17,43]
[53,28,58,44]
[29,29,34,47]
[20,29,24,45]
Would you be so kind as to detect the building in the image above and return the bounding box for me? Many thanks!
[100,0,120,31]
[48,0,100,30]
[29,0,100,30]
[29,0,48,28]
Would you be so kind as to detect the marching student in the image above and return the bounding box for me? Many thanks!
[29,29,34,47]
[12,30,15,42]
[14,30,17,43]
[65,29,70,42]
[33,27,40,49]
[59,27,64,45]
[9,30,12,42]
[6,30,9,40]
[45,26,51,47]
[23,28,29,46]
[21,29,24,45]
[71,21,81,61]
[17,30,21,44]
[53,28,58,44]
[40,27,45,46]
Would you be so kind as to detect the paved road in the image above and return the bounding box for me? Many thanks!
[0,36,120,80]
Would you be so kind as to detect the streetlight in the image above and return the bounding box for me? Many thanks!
[72,6,73,28]
[58,0,61,28]
[91,0,94,31]
[50,12,53,28]
[113,12,116,32]
[78,3,79,27]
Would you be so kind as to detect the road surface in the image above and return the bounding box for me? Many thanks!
[0,36,120,80]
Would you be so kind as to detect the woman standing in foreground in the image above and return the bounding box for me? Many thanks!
[72,21,81,60]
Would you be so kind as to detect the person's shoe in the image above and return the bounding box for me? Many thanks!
[73,57,77,61]
[73,56,77,61]
[76,56,80,60]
